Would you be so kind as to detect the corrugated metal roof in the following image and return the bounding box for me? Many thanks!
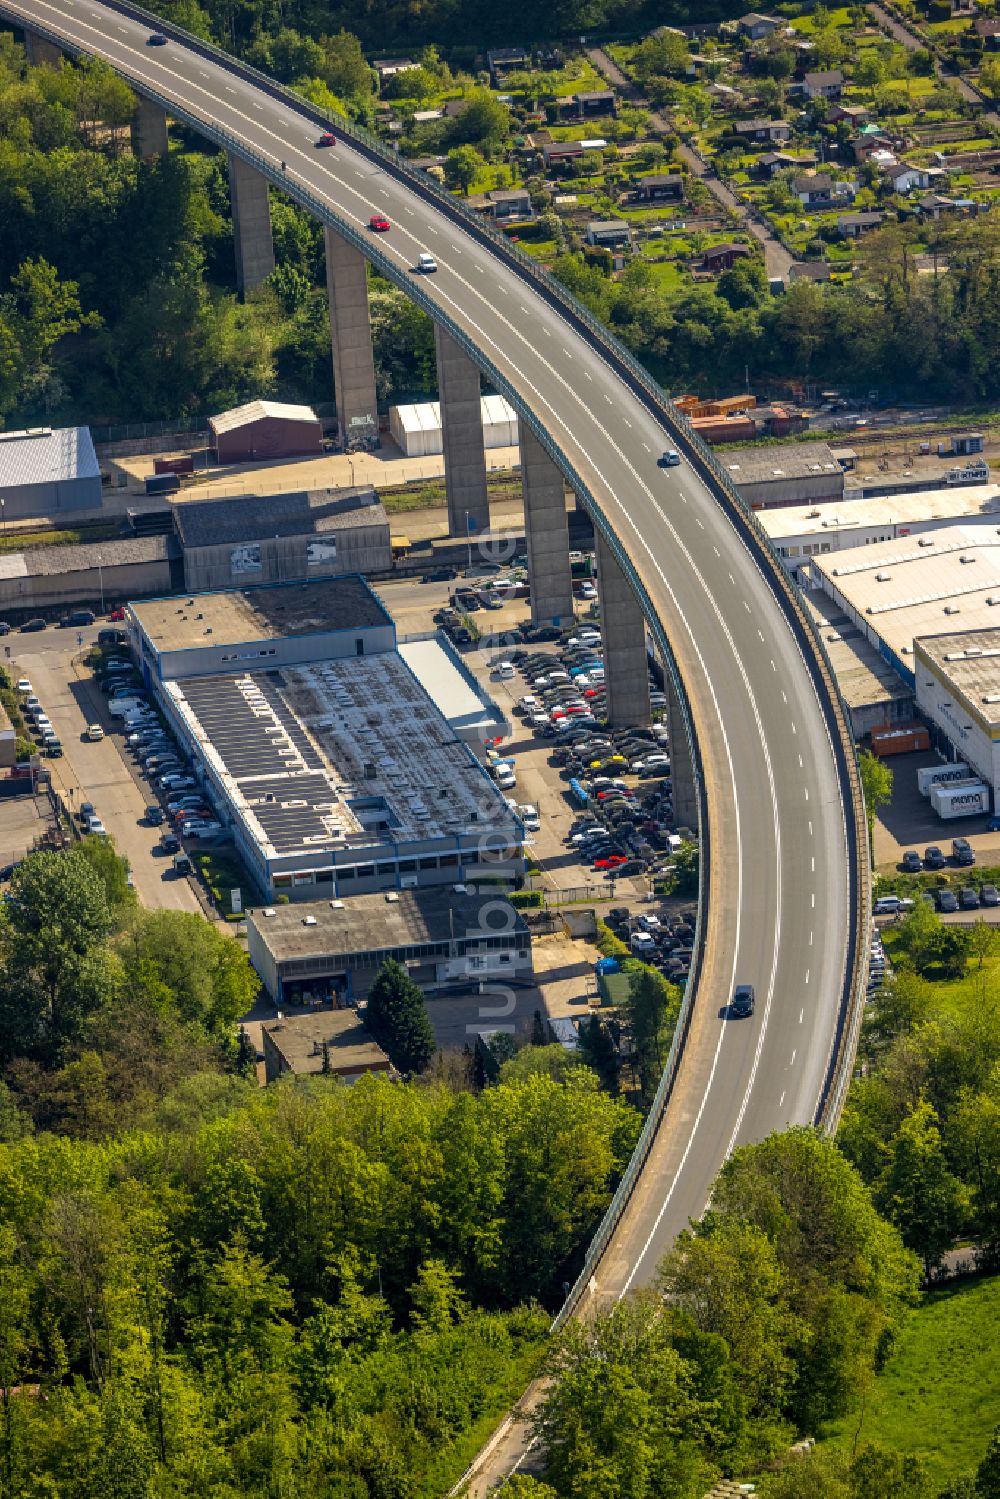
[0,427,99,487]
[208,400,320,435]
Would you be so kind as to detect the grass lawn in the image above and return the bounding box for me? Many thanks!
[792,4,853,30]
[821,1275,1000,1488]
[642,258,687,290]
[0,522,121,555]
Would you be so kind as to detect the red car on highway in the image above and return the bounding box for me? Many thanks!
[369,214,391,232]
[317,132,336,147]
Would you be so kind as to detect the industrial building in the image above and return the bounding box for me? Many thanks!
[170,487,392,591]
[259,1009,392,1083]
[802,590,913,738]
[209,400,324,465]
[0,537,177,621]
[762,483,1000,580]
[398,637,509,745]
[914,630,1000,803]
[247,886,533,1004]
[810,524,1000,685]
[127,579,521,901]
[389,395,518,458]
[720,441,846,509]
[0,426,102,520]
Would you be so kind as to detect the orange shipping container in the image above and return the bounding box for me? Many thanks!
[690,415,757,444]
[870,724,931,757]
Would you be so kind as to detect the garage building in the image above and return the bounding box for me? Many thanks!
[0,426,102,520]
[171,486,392,591]
[209,400,323,464]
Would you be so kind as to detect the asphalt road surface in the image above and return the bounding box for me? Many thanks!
[1,4,861,1486]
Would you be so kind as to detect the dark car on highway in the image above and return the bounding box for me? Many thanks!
[731,984,755,1018]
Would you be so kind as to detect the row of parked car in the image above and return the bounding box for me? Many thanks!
[875,882,999,918]
[14,677,63,757]
[95,653,224,853]
[901,838,978,872]
[602,905,697,985]
[507,628,669,740]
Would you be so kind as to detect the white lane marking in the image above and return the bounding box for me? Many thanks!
[605,394,613,404]
[696,517,704,529]
[808,821,813,836]
[729,573,735,585]
[779,1090,786,1108]
[805,787,810,802]
[743,600,751,613]
[770,659,776,671]
[781,690,787,704]
[757,630,764,643]
[623,418,632,428]
[714,546,721,558]
[48,2,840,1293]
[811,856,815,872]
[798,754,803,767]
[643,443,650,452]
[805,970,810,986]
[811,892,815,907]
[799,1008,804,1023]
[809,930,814,946]
[790,1049,797,1065]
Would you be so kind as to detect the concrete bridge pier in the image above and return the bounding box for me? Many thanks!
[228,153,275,295]
[595,532,651,728]
[325,230,379,449]
[133,97,169,161]
[434,325,490,540]
[24,31,61,66]
[520,425,574,625]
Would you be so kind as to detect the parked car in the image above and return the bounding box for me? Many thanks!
[20,618,46,632]
[924,846,946,870]
[960,886,981,910]
[85,724,104,741]
[937,888,960,913]
[981,884,999,907]
[901,850,922,874]
[145,805,165,826]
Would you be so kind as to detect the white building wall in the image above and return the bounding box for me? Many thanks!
[915,666,1000,799]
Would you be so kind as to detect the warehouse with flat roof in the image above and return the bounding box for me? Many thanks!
[248,886,533,1003]
[127,578,521,900]
[915,629,1000,801]
[720,440,845,509]
[0,426,102,520]
[809,524,1000,684]
[761,483,1000,580]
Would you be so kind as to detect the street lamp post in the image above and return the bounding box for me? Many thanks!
[463,509,473,571]
[0,496,5,541]
[96,555,104,616]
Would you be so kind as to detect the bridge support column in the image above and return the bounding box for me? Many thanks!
[228,153,274,295]
[596,532,650,728]
[325,229,379,449]
[24,31,61,66]
[434,325,489,539]
[520,425,574,626]
[132,97,169,161]
[666,676,698,832]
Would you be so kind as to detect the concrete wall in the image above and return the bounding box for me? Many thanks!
[214,417,323,465]
[181,524,392,592]
[0,559,172,620]
[742,473,845,510]
[151,621,397,682]
[0,476,103,522]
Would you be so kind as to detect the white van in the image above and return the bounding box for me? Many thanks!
[109,696,145,718]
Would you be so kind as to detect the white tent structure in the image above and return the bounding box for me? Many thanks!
[389,395,519,457]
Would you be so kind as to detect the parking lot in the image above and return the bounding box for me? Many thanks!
[6,631,202,913]
[873,749,1000,874]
